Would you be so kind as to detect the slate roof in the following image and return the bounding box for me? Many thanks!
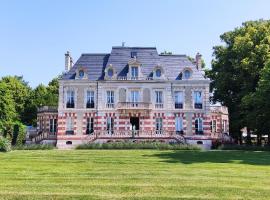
[62,46,206,81]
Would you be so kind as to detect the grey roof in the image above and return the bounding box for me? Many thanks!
[62,46,206,81]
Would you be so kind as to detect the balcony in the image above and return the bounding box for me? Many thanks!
[117,102,151,110]
[155,103,163,109]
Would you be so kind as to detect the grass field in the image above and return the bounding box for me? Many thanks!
[0,150,270,200]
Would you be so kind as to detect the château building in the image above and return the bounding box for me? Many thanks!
[31,46,230,149]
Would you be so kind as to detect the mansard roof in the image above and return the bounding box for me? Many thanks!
[62,46,206,81]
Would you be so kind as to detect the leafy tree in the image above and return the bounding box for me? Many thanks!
[206,19,270,144]
[0,81,17,138]
[1,76,31,124]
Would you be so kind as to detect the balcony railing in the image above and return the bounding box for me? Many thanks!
[117,102,151,109]
[106,103,115,108]
[155,103,163,109]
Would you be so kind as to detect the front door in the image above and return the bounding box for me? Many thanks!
[130,117,139,131]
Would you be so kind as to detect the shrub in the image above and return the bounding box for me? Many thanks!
[0,136,11,152]
[12,144,55,150]
[76,141,201,150]
[219,144,270,151]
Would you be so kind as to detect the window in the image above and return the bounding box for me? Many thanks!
[155,91,163,108]
[194,91,202,109]
[156,69,162,77]
[174,91,183,109]
[66,117,74,135]
[106,117,114,134]
[106,91,114,108]
[195,118,203,135]
[175,117,183,134]
[86,117,94,134]
[184,70,191,79]
[108,68,114,77]
[211,120,217,133]
[130,90,139,107]
[66,90,75,108]
[78,70,84,78]
[86,91,95,108]
[131,51,137,58]
[156,118,163,134]
[49,119,57,134]
[222,120,227,132]
[131,66,138,79]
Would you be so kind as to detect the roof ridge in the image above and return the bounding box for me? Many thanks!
[81,53,110,56]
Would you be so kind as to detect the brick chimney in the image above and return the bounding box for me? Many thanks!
[65,51,73,71]
[195,52,202,70]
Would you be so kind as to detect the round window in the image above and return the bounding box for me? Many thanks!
[79,70,84,78]
[108,68,113,77]
[156,69,162,77]
[184,70,191,79]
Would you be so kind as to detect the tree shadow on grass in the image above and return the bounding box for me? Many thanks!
[146,150,270,166]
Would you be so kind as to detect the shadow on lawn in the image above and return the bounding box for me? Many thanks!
[146,150,270,165]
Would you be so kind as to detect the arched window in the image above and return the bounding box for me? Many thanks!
[78,70,85,78]
[156,69,162,77]
[184,70,191,79]
[108,68,114,77]
[195,118,203,135]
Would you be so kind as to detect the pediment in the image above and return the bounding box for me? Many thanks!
[128,58,141,66]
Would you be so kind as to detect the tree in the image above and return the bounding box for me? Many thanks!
[0,81,17,139]
[206,20,270,144]
[1,76,31,124]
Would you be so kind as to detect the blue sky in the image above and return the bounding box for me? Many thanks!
[1,0,270,87]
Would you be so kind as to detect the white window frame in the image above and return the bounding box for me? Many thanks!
[195,118,203,134]
[155,118,163,134]
[106,90,115,108]
[175,117,183,133]
[66,117,74,134]
[86,117,94,134]
[106,117,114,134]
[155,91,163,109]
[131,66,139,79]
[86,90,95,108]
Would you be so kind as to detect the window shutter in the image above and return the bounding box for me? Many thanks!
[143,88,151,103]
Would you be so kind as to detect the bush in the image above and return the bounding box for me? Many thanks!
[219,144,270,151]
[76,141,201,150]
[0,136,11,152]
[12,144,55,150]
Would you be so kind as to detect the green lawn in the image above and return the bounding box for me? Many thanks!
[0,150,270,200]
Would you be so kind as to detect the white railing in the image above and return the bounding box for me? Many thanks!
[155,103,164,109]
[106,103,115,108]
[117,102,151,109]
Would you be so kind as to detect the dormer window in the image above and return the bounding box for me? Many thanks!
[105,65,115,79]
[131,52,137,58]
[131,66,138,79]
[156,69,161,77]
[108,68,114,77]
[75,68,87,79]
[79,70,85,78]
[184,69,191,79]
[153,66,164,79]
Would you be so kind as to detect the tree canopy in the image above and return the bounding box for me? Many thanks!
[206,19,270,143]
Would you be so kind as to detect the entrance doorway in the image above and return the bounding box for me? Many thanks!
[130,117,140,131]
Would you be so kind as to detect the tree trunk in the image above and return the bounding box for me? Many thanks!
[246,127,252,145]
[268,133,270,145]
[257,134,262,146]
